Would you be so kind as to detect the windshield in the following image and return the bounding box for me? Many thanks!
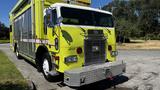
[60,7,114,27]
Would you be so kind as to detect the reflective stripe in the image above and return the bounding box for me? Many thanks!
[20,39,55,46]
[20,39,49,44]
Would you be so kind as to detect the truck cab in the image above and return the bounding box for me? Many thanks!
[44,3,125,86]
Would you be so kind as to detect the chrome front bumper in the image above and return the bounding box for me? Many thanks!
[64,61,126,87]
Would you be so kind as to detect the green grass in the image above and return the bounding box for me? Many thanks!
[0,50,28,90]
[0,40,10,44]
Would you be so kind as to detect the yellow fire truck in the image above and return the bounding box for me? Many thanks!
[9,0,125,87]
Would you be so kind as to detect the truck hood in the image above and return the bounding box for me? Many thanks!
[60,25,116,48]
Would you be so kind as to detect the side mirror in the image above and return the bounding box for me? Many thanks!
[46,9,54,27]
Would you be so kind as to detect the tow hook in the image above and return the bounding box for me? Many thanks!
[104,68,113,80]
[104,69,116,89]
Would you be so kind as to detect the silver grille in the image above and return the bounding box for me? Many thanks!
[84,38,106,65]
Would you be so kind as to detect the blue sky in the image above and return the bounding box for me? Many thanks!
[91,0,112,8]
[0,0,18,26]
[0,0,112,27]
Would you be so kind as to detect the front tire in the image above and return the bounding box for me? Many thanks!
[41,53,53,81]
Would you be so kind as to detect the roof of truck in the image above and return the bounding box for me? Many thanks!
[50,3,112,15]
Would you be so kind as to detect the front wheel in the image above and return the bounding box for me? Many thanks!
[41,53,53,81]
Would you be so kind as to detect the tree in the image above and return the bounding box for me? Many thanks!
[138,0,160,39]
[103,0,160,41]
[0,21,9,39]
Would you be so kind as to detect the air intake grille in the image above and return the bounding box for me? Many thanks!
[84,37,106,65]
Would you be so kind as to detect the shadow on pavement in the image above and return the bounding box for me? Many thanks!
[49,74,64,82]
[77,75,129,90]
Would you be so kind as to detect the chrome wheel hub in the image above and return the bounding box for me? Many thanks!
[43,59,49,76]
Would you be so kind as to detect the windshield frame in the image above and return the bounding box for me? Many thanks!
[59,6,114,28]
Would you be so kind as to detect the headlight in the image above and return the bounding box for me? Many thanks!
[111,51,118,57]
[65,55,78,63]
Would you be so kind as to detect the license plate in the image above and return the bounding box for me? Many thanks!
[92,46,99,52]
